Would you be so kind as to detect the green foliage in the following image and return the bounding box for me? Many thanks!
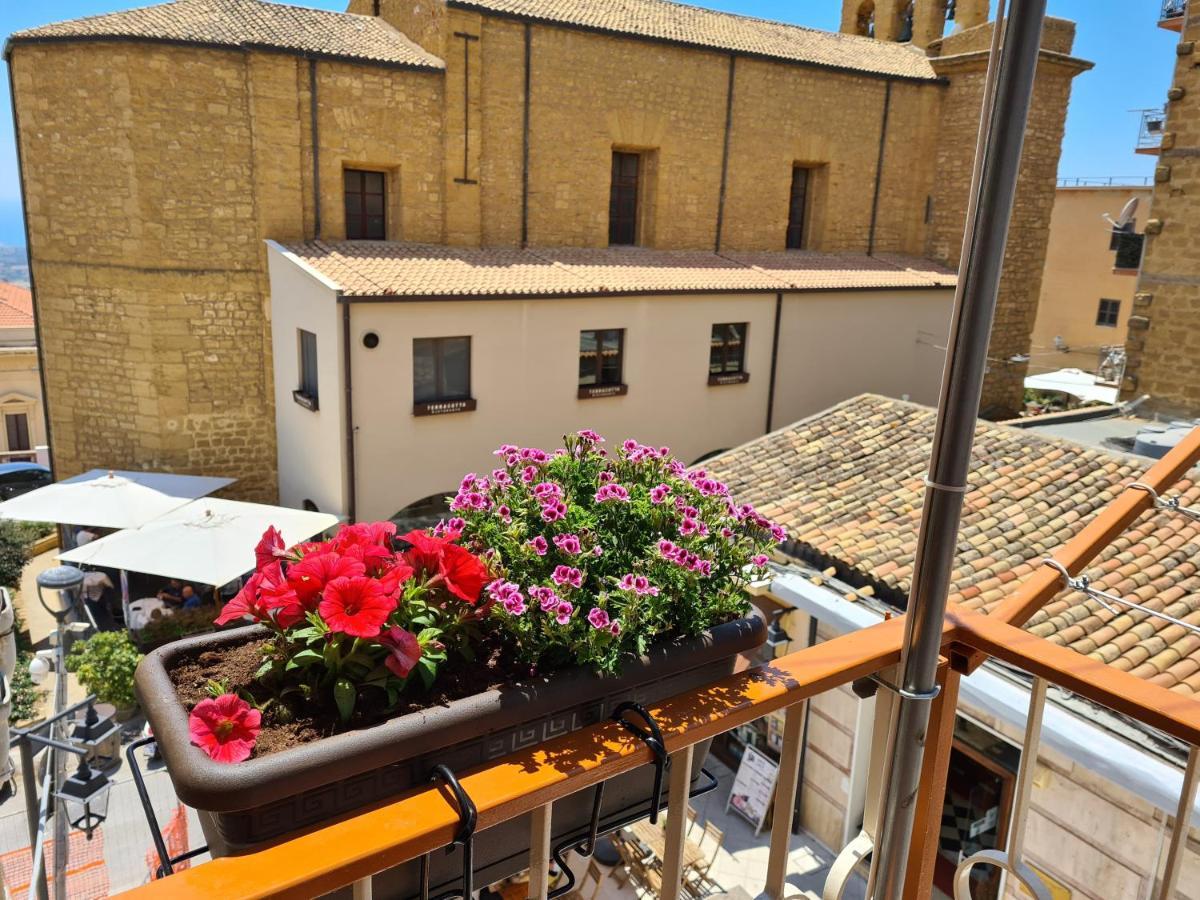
[454,433,784,673]
[8,650,43,722]
[0,520,31,590]
[133,606,216,650]
[4,520,54,547]
[66,631,143,709]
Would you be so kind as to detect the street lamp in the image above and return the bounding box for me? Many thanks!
[54,756,111,840]
[35,565,84,624]
[71,701,120,768]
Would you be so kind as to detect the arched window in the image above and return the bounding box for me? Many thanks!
[899,1,915,41]
[389,492,454,533]
[855,0,876,36]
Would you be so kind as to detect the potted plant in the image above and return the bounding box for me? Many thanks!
[66,631,143,718]
[136,432,783,894]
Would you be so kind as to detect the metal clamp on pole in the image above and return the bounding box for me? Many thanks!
[125,736,209,879]
[867,672,942,703]
[1129,482,1200,522]
[420,764,479,900]
[611,702,669,824]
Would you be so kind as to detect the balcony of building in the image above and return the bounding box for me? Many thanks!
[94,428,1200,900]
[1160,0,1188,30]
[1136,108,1168,154]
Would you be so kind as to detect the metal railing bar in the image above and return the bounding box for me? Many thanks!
[1157,745,1200,900]
[659,744,694,900]
[765,701,805,900]
[948,605,1200,746]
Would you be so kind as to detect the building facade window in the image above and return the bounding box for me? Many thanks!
[786,166,810,250]
[4,412,30,452]
[295,329,319,410]
[1096,299,1121,327]
[709,323,750,385]
[413,336,475,415]
[579,328,627,398]
[344,169,386,240]
[609,152,641,246]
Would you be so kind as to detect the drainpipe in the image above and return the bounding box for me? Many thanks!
[868,2,1046,897]
[342,300,357,523]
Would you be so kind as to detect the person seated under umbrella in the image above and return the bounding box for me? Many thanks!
[157,579,184,607]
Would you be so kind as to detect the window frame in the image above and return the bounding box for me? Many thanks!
[4,412,30,452]
[609,151,641,247]
[708,322,750,386]
[786,165,811,250]
[1096,298,1121,328]
[412,335,476,416]
[294,329,319,411]
[344,168,387,241]
[578,328,628,399]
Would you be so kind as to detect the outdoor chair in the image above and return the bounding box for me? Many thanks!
[564,860,604,900]
[683,821,724,894]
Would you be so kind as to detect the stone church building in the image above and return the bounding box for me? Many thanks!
[5,0,1089,504]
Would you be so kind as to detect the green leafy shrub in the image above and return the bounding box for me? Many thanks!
[66,631,143,709]
[8,650,43,722]
[0,521,31,590]
[133,606,217,650]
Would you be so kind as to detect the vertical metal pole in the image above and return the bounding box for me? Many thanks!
[52,625,67,900]
[869,1,1047,897]
[766,702,805,899]
[660,744,694,900]
[19,737,48,900]
[1158,745,1200,900]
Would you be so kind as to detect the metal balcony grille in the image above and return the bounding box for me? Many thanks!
[1137,108,1167,152]
[1161,0,1188,24]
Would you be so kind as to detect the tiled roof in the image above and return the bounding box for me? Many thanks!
[0,282,33,329]
[278,241,958,297]
[705,394,1200,695]
[9,0,445,70]
[448,0,937,81]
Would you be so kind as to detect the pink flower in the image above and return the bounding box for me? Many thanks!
[379,626,422,678]
[594,484,630,503]
[650,484,671,504]
[533,481,563,501]
[528,535,549,556]
[552,565,583,589]
[521,466,538,483]
[608,620,622,636]
[554,600,574,625]
[553,534,582,555]
[578,429,604,443]
[540,500,567,522]
[752,554,769,568]
[497,504,512,524]
[587,607,610,630]
[254,526,286,572]
[531,585,562,612]
[680,517,700,536]
[189,694,260,764]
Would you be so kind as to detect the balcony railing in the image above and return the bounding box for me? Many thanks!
[111,427,1200,900]
[1160,0,1188,30]
[1136,108,1167,154]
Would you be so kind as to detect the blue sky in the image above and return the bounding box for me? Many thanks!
[0,0,1177,247]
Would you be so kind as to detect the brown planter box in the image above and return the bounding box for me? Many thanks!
[137,612,765,895]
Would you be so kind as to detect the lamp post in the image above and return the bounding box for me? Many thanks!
[54,756,111,839]
[34,565,84,900]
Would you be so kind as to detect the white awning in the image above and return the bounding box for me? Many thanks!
[0,469,235,529]
[57,498,338,587]
[1024,368,1119,405]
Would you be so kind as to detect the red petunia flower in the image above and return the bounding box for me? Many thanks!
[377,560,416,600]
[215,569,271,626]
[319,575,395,638]
[189,694,261,764]
[330,522,398,574]
[398,529,448,579]
[287,552,366,604]
[379,626,422,678]
[439,543,490,604]
[257,562,307,629]
[254,525,287,572]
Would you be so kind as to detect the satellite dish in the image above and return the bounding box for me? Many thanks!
[1102,197,1139,231]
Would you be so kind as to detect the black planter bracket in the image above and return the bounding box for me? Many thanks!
[125,736,209,879]
[611,701,669,824]
[421,764,478,900]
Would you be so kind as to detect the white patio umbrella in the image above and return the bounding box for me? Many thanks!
[57,498,339,588]
[1024,368,1119,405]
[0,469,236,530]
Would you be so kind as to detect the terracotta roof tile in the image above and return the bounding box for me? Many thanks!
[0,282,33,329]
[448,0,937,80]
[705,394,1200,696]
[278,241,958,298]
[12,0,444,70]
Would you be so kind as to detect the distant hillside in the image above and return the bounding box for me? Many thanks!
[0,245,29,287]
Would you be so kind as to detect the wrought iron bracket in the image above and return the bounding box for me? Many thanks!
[125,736,208,879]
[611,701,669,823]
[421,764,479,900]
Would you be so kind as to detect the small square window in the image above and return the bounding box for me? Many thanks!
[1096,299,1121,328]
[579,329,627,398]
[413,336,475,415]
[295,329,318,410]
[344,169,386,240]
[709,323,749,385]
